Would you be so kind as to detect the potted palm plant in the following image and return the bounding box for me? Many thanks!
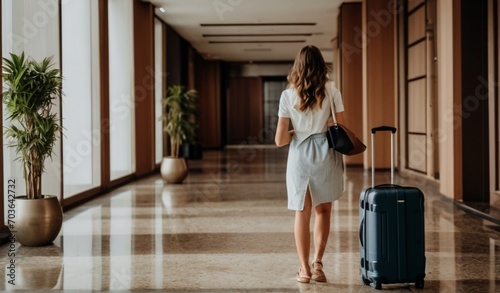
[3,52,63,246]
[160,85,198,183]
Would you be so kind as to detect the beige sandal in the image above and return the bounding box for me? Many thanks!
[311,261,327,282]
[296,268,311,283]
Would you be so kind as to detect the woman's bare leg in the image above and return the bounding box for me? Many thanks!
[313,202,332,262]
[294,188,312,277]
[309,202,331,282]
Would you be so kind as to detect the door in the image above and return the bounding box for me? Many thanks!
[404,0,439,179]
[227,77,263,145]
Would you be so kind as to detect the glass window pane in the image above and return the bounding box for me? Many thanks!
[154,19,165,164]
[2,0,62,204]
[108,0,135,180]
[61,0,101,198]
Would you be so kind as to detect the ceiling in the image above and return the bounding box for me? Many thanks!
[145,0,352,63]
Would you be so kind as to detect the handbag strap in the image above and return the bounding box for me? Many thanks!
[329,89,338,126]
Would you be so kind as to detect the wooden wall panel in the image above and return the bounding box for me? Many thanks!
[99,0,111,187]
[338,3,363,165]
[227,77,263,144]
[460,0,490,202]
[228,77,247,144]
[249,78,264,139]
[365,0,397,169]
[408,0,424,12]
[165,26,189,156]
[166,26,188,88]
[194,52,221,148]
[437,0,462,199]
[133,0,155,176]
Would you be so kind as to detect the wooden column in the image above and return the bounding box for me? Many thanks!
[363,0,397,169]
[436,0,463,200]
[338,3,363,166]
[133,0,155,176]
[193,53,222,148]
[460,0,490,202]
[99,0,111,189]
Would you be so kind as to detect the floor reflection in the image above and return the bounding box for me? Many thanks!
[0,149,498,292]
[5,244,63,290]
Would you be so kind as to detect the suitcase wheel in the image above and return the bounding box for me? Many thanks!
[374,280,382,290]
[415,278,424,289]
[361,275,371,286]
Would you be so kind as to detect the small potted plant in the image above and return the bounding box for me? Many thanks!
[160,85,198,183]
[2,52,63,246]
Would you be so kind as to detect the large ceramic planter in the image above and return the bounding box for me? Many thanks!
[160,157,188,183]
[12,196,63,246]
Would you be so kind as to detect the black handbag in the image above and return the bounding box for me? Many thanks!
[327,96,366,156]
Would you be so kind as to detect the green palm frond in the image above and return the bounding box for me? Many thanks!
[163,85,199,157]
[2,52,63,199]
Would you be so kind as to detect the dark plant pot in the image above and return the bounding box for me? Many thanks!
[182,143,203,160]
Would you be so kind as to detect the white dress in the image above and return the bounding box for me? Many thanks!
[278,82,345,211]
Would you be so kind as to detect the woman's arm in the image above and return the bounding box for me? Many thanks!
[327,111,346,126]
[336,111,346,125]
[275,117,293,147]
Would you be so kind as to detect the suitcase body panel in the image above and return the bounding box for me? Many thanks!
[359,184,426,289]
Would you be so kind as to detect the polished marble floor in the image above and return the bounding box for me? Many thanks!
[1,148,500,292]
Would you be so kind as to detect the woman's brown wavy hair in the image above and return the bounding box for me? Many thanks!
[288,45,329,112]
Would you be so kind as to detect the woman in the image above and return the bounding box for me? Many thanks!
[275,45,345,283]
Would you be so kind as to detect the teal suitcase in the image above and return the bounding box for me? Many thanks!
[359,126,426,290]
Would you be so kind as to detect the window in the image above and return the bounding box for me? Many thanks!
[154,18,166,164]
[61,0,101,198]
[108,0,135,180]
[2,0,62,205]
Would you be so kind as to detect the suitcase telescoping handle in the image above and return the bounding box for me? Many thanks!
[371,126,397,187]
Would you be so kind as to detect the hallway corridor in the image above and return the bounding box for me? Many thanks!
[1,147,499,292]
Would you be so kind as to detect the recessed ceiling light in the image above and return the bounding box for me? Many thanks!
[203,33,313,37]
[244,48,272,52]
[200,23,316,27]
[159,7,165,13]
[209,40,305,44]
